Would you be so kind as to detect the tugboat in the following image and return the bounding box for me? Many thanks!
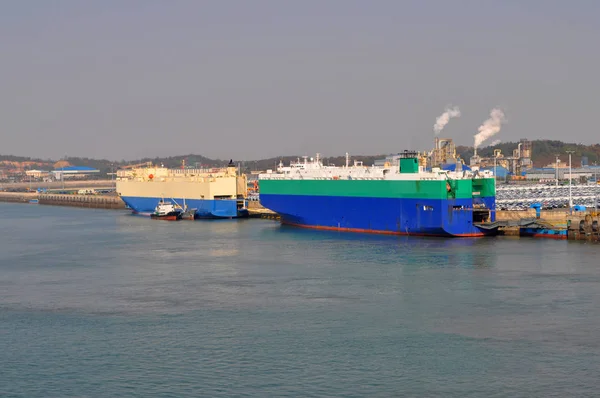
[150,200,183,221]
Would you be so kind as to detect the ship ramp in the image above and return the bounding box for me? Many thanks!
[475,218,554,230]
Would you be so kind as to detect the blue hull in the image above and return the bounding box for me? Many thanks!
[120,196,248,219]
[259,194,496,237]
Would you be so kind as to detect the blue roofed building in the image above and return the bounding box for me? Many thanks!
[440,163,471,172]
[52,166,100,180]
[481,165,510,179]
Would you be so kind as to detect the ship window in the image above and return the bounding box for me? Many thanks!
[453,205,465,210]
[423,205,433,211]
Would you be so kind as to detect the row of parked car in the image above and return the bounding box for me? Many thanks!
[496,184,600,210]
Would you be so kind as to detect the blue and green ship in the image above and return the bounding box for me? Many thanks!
[259,152,497,237]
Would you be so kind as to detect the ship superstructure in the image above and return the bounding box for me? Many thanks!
[116,163,248,219]
[258,151,496,237]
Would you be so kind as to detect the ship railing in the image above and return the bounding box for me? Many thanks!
[169,168,223,175]
[260,175,388,181]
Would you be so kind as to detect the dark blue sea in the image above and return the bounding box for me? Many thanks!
[1,202,599,397]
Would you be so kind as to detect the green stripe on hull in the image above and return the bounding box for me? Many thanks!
[259,178,495,200]
[472,178,495,197]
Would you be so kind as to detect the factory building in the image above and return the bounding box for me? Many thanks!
[52,166,100,180]
[523,166,600,182]
[25,170,50,179]
[470,138,532,177]
[431,137,458,167]
[378,137,598,184]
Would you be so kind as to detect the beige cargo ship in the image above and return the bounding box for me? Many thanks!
[116,162,248,218]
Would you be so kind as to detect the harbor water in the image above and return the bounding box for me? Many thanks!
[1,202,599,397]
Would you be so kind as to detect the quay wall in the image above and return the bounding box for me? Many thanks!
[1,179,114,191]
[39,194,126,209]
[567,214,600,242]
[247,200,267,210]
[0,191,126,209]
[247,200,279,219]
[0,192,38,203]
[496,209,584,226]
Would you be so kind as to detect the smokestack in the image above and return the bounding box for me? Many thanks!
[474,147,478,157]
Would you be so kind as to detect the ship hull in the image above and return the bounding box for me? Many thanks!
[150,213,181,221]
[259,194,497,237]
[120,196,248,219]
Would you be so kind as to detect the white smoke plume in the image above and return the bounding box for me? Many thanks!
[433,106,461,135]
[491,139,502,146]
[474,108,506,149]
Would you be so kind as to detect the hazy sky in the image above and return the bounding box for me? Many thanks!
[2,0,599,161]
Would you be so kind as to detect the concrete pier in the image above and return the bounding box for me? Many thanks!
[496,209,572,227]
[495,209,600,241]
[0,191,126,209]
[567,214,600,242]
[0,192,38,203]
[247,201,279,220]
[38,194,126,209]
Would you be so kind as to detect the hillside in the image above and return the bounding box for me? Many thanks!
[107,141,600,171]
[2,140,600,175]
[0,153,388,175]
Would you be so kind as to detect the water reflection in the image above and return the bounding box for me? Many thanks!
[260,223,500,270]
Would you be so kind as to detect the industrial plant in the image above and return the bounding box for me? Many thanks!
[469,138,532,176]
[426,137,533,177]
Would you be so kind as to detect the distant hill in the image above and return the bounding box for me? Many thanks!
[0,154,227,176]
[131,154,228,169]
[2,140,600,176]
[0,155,50,163]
